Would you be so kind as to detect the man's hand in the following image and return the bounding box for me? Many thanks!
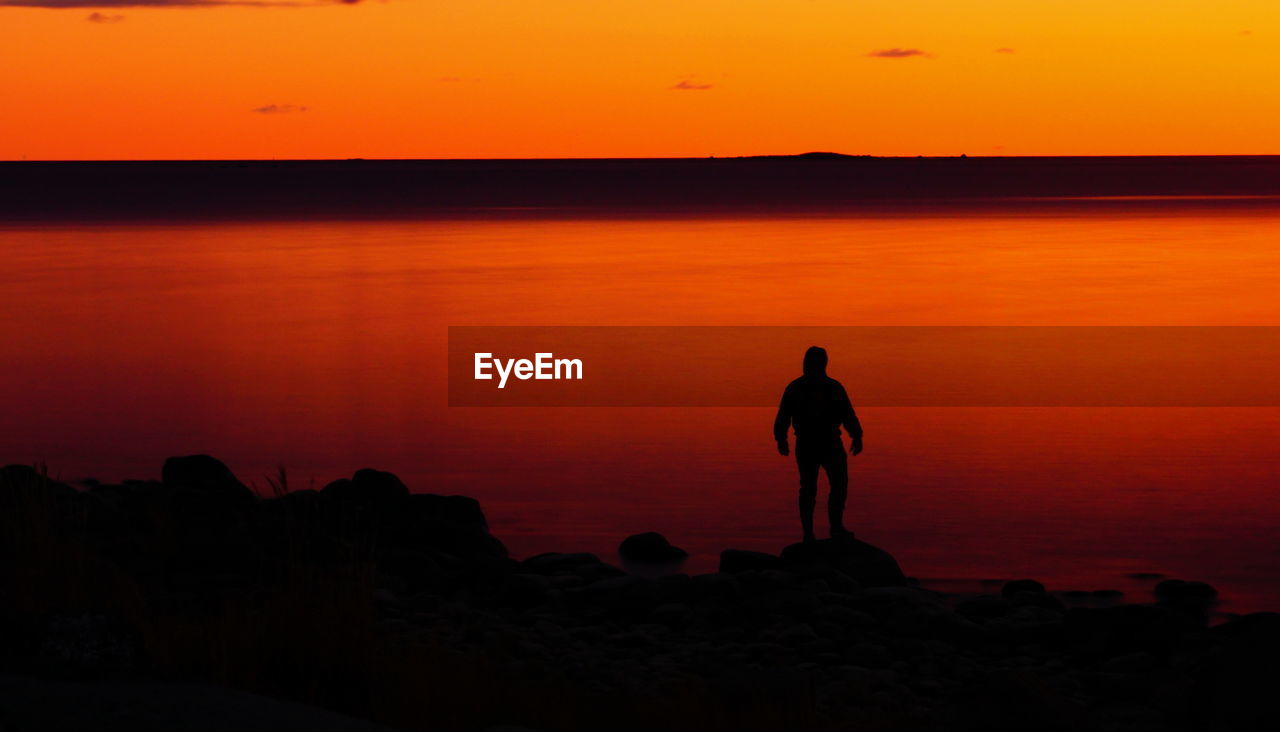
[850,438,863,456]
[776,439,790,457]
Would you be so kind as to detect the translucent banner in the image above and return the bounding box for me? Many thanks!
[448,326,1280,406]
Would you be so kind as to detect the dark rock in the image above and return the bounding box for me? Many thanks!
[276,488,322,513]
[719,549,783,573]
[321,468,409,505]
[1002,579,1046,597]
[37,613,140,678]
[1008,591,1065,612]
[1206,612,1280,731]
[315,470,505,564]
[650,603,691,626]
[687,572,743,603]
[160,455,253,499]
[780,537,905,587]
[1064,604,1194,656]
[520,553,622,586]
[587,575,647,594]
[941,670,1089,732]
[813,603,873,627]
[777,622,819,644]
[859,586,974,638]
[618,532,688,562]
[521,552,603,574]
[584,575,654,611]
[651,573,693,604]
[409,493,488,528]
[849,641,892,668]
[986,605,1065,641]
[1155,579,1218,623]
[316,471,507,563]
[496,574,554,609]
[398,494,506,561]
[956,594,1013,621]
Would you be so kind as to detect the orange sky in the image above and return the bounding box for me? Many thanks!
[1,0,1277,159]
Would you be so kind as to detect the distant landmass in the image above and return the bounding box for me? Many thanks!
[742,151,876,160]
[2,155,1279,221]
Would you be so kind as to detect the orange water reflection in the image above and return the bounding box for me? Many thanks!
[3,208,1279,610]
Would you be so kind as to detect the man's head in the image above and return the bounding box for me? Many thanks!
[802,346,828,376]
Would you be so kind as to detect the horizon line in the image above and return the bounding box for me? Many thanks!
[5,152,1280,164]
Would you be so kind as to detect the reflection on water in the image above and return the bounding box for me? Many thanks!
[3,206,1280,611]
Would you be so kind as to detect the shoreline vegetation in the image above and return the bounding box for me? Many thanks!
[1,457,1274,731]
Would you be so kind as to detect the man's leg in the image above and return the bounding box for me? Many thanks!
[824,441,850,537]
[796,442,819,542]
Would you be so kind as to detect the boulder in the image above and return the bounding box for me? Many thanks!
[940,669,1088,732]
[36,613,140,678]
[957,594,1013,622]
[390,494,507,562]
[779,536,905,587]
[1002,579,1047,597]
[1064,604,1193,656]
[321,468,410,506]
[409,493,487,528]
[1205,612,1280,731]
[495,573,554,609]
[316,470,504,564]
[618,532,689,562]
[687,572,743,603]
[997,580,1064,612]
[521,552,605,574]
[1155,579,1217,623]
[160,455,254,500]
[719,549,783,574]
[985,605,1066,641]
[859,586,970,638]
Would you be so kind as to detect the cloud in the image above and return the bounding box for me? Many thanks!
[867,48,928,59]
[995,47,1015,54]
[252,104,308,114]
[672,80,713,91]
[2,0,361,7]
[86,10,123,19]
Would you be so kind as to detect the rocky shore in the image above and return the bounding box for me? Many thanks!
[1,457,1275,731]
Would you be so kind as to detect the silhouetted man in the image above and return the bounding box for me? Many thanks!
[773,346,863,542]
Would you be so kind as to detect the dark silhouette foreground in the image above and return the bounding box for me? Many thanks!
[1,456,1270,732]
[774,346,863,542]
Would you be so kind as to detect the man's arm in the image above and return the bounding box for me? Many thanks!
[838,383,864,454]
[773,386,792,455]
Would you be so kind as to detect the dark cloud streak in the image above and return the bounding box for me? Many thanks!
[3,0,360,8]
[252,104,308,114]
[867,48,928,59]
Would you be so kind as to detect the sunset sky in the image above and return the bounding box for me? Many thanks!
[2,0,1277,159]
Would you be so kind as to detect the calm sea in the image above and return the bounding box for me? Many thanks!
[4,201,1279,612]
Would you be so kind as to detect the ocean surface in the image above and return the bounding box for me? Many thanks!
[3,162,1280,613]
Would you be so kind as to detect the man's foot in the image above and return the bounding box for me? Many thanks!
[830,527,855,540]
[802,532,817,544]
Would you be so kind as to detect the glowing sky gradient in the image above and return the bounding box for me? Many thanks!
[2,1,1277,159]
